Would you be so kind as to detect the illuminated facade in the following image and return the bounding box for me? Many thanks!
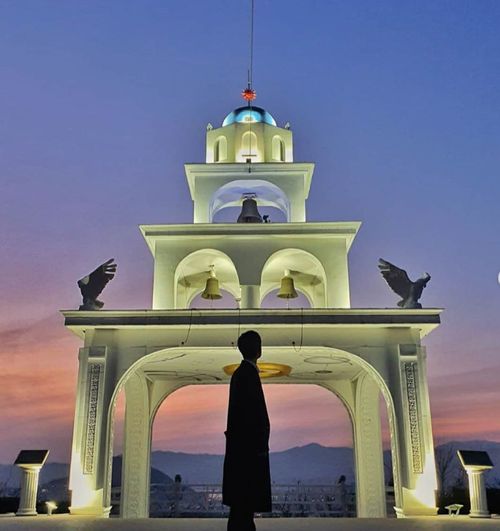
[63,103,440,518]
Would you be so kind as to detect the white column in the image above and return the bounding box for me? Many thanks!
[16,466,41,516]
[120,378,180,518]
[120,373,151,518]
[391,353,438,517]
[68,346,113,517]
[240,285,260,308]
[322,378,386,517]
[353,374,387,517]
[466,468,490,518]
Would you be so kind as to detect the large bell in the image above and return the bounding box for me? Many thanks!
[237,197,263,223]
[201,270,222,300]
[277,273,298,299]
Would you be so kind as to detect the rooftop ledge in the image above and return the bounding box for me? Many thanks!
[139,221,362,253]
[62,308,442,338]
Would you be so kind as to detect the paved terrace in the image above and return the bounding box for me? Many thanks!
[0,517,499,530]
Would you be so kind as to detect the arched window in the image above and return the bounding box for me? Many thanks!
[241,131,258,158]
[272,136,285,162]
[214,136,227,162]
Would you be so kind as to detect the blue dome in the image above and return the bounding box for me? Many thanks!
[222,106,277,127]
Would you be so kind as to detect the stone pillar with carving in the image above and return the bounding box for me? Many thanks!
[68,345,113,516]
[120,372,151,518]
[322,377,385,518]
[121,377,180,518]
[352,374,387,517]
[392,345,438,517]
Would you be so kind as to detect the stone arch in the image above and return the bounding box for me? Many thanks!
[260,248,328,307]
[102,344,403,518]
[174,249,240,308]
[209,179,290,222]
[214,135,227,162]
[240,130,258,160]
[272,135,285,161]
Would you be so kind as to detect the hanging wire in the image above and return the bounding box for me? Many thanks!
[292,307,304,352]
[180,308,194,346]
[232,307,241,349]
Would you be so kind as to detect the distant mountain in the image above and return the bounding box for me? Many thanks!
[0,462,68,492]
[151,441,500,486]
[151,443,355,485]
[1,441,499,494]
[0,457,172,498]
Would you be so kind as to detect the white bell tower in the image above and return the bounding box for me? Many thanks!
[64,95,441,521]
[141,102,359,310]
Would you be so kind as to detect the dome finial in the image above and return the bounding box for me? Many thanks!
[242,86,256,102]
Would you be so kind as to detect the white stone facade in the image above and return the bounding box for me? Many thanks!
[64,103,440,518]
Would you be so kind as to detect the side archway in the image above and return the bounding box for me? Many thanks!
[260,248,328,308]
[174,249,240,308]
[209,179,290,223]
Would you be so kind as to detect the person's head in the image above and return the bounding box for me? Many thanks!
[338,475,346,484]
[237,330,262,361]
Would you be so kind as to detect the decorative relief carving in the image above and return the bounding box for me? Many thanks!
[84,363,102,474]
[122,374,149,517]
[404,362,423,474]
[358,378,380,514]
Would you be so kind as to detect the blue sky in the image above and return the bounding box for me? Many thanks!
[1,0,499,461]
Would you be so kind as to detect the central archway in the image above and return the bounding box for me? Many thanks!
[102,344,403,518]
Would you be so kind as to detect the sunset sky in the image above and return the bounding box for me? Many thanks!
[1,0,499,464]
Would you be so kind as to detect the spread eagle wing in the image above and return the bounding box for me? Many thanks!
[78,258,116,300]
[378,258,411,300]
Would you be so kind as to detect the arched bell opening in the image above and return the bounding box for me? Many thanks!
[209,179,290,223]
[260,248,328,308]
[213,135,227,163]
[238,130,261,162]
[272,135,286,162]
[174,249,240,309]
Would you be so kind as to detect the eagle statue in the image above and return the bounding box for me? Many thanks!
[78,258,117,310]
[378,258,430,309]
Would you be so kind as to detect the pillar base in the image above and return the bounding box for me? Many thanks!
[16,509,37,516]
[470,511,491,518]
[69,505,112,517]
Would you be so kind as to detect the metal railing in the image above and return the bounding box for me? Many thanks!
[146,483,355,518]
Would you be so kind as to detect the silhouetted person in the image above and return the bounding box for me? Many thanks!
[334,474,348,516]
[223,330,271,531]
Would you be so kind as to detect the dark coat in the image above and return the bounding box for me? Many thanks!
[222,360,272,512]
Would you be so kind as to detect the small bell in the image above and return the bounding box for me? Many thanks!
[277,270,298,299]
[201,267,222,300]
[237,196,263,223]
